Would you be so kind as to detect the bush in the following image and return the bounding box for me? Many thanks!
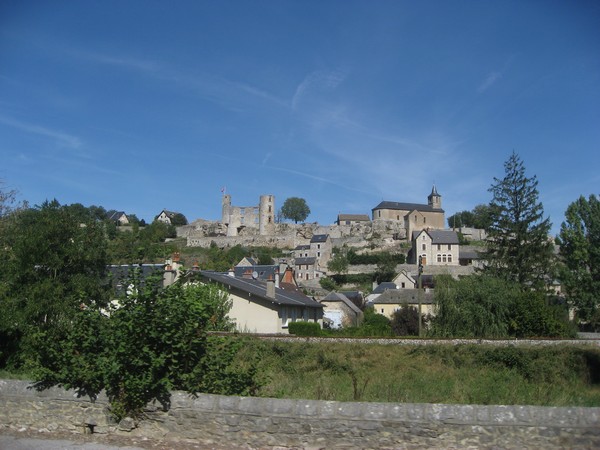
[319,277,337,291]
[288,321,322,336]
[391,306,420,336]
[30,274,261,420]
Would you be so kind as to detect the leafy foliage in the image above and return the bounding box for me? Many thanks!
[390,305,420,336]
[431,274,573,338]
[447,204,494,230]
[280,197,310,223]
[482,152,555,290]
[31,273,261,419]
[0,200,110,368]
[288,321,322,336]
[557,194,600,328]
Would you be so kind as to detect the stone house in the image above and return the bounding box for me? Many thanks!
[200,270,323,334]
[292,234,332,281]
[371,186,445,238]
[412,229,460,266]
[393,270,416,289]
[310,234,332,267]
[371,288,435,319]
[320,291,363,328]
[106,211,129,226]
[336,214,371,226]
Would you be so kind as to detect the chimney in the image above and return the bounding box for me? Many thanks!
[266,277,276,299]
[274,267,280,288]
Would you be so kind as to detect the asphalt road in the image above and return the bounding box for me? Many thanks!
[0,434,147,450]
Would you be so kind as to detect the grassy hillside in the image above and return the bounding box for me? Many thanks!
[236,339,600,406]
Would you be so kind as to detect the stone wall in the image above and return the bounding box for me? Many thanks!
[1,379,599,449]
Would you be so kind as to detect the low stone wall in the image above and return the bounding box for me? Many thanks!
[1,379,599,449]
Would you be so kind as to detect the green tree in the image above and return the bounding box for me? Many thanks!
[447,210,475,228]
[327,248,349,275]
[0,200,110,368]
[430,275,516,338]
[32,272,260,419]
[482,152,554,290]
[375,252,397,283]
[281,197,310,224]
[447,205,494,230]
[557,194,600,328]
[170,213,188,226]
[390,305,420,336]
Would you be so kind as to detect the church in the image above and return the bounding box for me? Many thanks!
[371,186,445,238]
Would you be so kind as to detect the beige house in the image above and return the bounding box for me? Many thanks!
[320,291,363,328]
[200,271,323,334]
[412,229,460,266]
[371,288,435,319]
[372,186,445,238]
[107,211,129,226]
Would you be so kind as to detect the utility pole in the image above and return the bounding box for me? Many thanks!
[418,256,423,338]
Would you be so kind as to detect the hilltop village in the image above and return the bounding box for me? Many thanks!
[151,187,489,333]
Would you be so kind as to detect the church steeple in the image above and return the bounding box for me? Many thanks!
[428,185,442,209]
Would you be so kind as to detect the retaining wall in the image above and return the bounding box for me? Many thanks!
[1,379,599,449]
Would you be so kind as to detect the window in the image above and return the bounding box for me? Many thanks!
[268,205,272,213]
[437,254,442,263]
[317,244,321,249]
[442,255,447,263]
[448,254,452,263]
[317,252,321,258]
[378,211,381,218]
[401,282,405,288]
[448,244,451,250]
[437,244,441,251]
[423,217,426,223]
[240,208,245,215]
[415,215,417,221]
[381,308,384,314]
[422,243,426,251]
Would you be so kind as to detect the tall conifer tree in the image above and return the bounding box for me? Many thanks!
[483,152,554,290]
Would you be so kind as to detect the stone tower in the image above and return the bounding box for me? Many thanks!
[428,185,442,210]
[259,194,275,235]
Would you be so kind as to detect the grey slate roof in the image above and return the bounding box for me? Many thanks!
[373,288,435,305]
[234,264,279,280]
[321,291,362,315]
[200,271,323,309]
[412,229,459,244]
[294,244,310,251]
[372,282,398,294]
[310,234,329,243]
[295,257,317,266]
[372,201,443,213]
[337,214,371,222]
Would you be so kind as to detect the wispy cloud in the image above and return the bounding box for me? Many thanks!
[477,71,502,93]
[292,70,346,110]
[0,115,82,149]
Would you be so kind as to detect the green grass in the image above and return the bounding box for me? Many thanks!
[238,339,600,406]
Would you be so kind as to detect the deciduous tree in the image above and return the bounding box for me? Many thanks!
[281,197,310,224]
[557,194,600,328]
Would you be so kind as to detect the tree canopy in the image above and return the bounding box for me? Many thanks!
[557,194,600,328]
[280,197,310,223]
[447,204,495,230]
[482,152,554,290]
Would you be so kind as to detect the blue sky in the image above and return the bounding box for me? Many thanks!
[1,1,599,236]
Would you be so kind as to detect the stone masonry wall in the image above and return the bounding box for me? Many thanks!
[1,379,599,449]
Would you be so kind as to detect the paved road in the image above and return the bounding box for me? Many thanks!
[0,434,147,449]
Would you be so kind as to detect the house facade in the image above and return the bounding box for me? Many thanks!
[372,186,445,238]
[371,288,436,319]
[412,229,460,266]
[320,291,363,328]
[155,209,186,225]
[292,234,332,281]
[336,214,371,226]
[200,271,323,334]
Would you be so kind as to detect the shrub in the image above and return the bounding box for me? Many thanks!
[288,321,322,336]
[391,305,420,336]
